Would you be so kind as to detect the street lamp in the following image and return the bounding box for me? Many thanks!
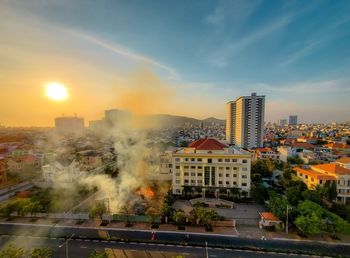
[58,234,74,258]
[286,204,289,234]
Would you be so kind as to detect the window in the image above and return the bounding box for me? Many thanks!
[184,172,189,176]
[233,167,237,170]
[242,183,247,186]
[232,159,237,162]
[185,158,189,162]
[198,173,202,176]
[226,167,230,170]
[218,158,222,162]
[184,180,189,184]
[226,174,229,177]
[242,168,247,172]
[233,174,237,177]
[176,180,180,184]
[198,166,202,169]
[219,173,222,177]
[197,180,202,184]
[191,158,195,162]
[191,166,196,169]
[208,159,212,163]
[320,180,323,184]
[175,158,180,162]
[219,181,223,185]
[305,175,308,179]
[242,175,247,179]
[191,180,195,184]
[242,160,247,163]
[176,166,180,169]
[226,181,230,185]
[176,173,180,176]
[225,158,230,162]
[204,167,210,185]
[197,158,202,162]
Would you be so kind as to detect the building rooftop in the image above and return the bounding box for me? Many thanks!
[295,167,336,180]
[261,212,280,221]
[188,138,228,151]
[311,163,350,175]
[336,157,350,164]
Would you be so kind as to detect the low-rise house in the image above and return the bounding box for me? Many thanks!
[295,164,350,204]
[5,154,40,172]
[252,147,280,161]
[259,212,282,229]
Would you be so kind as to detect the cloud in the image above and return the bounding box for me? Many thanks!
[205,0,261,25]
[256,80,350,94]
[61,29,178,80]
[206,14,294,67]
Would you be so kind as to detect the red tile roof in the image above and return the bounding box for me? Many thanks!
[292,142,315,150]
[295,167,336,181]
[326,142,350,149]
[336,157,350,164]
[261,212,280,221]
[188,138,228,150]
[311,163,350,175]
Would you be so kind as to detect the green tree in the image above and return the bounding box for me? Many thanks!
[251,184,268,204]
[268,191,289,221]
[89,201,107,220]
[29,248,53,258]
[173,210,186,226]
[294,200,348,234]
[88,250,107,258]
[286,181,307,206]
[0,244,24,258]
[145,207,159,224]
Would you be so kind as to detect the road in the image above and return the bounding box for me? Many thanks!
[0,235,314,258]
[0,222,349,257]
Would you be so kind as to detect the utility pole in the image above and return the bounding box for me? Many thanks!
[205,241,209,258]
[58,234,74,258]
[286,204,289,234]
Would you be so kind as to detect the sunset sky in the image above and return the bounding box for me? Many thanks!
[1,0,350,126]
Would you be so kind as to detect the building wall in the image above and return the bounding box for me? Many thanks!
[172,153,251,196]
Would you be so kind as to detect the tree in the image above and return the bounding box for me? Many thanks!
[146,207,159,224]
[286,181,307,206]
[268,191,289,221]
[251,160,271,178]
[251,184,268,204]
[173,210,186,226]
[294,200,348,234]
[189,207,220,228]
[89,202,107,220]
[0,244,24,258]
[29,248,53,258]
[88,250,107,258]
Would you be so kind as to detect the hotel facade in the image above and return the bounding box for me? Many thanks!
[172,138,251,196]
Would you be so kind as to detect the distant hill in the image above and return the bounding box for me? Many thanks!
[145,114,224,127]
[202,117,225,125]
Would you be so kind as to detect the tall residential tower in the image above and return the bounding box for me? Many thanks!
[226,93,265,149]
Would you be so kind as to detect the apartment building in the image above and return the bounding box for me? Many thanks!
[172,138,251,196]
[295,164,350,204]
[252,147,280,161]
[226,93,265,149]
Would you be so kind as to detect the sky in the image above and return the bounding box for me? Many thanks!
[0,0,350,126]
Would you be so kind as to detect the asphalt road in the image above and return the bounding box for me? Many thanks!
[0,235,313,258]
[0,222,349,257]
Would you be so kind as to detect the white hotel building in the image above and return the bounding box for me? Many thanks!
[172,138,251,196]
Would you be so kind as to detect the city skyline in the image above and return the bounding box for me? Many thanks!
[1,0,350,126]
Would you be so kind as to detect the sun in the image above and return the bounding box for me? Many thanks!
[45,82,68,101]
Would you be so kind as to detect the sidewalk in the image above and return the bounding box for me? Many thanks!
[1,216,349,244]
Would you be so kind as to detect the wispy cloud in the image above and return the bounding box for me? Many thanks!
[62,29,178,80]
[207,15,293,67]
[205,0,261,25]
[256,80,350,94]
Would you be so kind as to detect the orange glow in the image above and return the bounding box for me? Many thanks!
[45,82,69,101]
[136,187,155,199]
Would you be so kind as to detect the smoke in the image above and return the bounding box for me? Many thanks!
[39,66,172,214]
